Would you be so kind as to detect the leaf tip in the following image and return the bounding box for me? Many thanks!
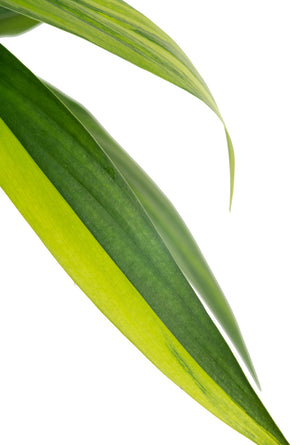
[225,127,235,211]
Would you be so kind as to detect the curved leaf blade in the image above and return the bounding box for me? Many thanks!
[0,0,234,207]
[48,84,259,387]
[0,45,288,445]
[0,118,286,445]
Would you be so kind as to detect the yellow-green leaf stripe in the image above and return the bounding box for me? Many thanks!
[0,45,288,445]
[0,0,235,206]
[0,118,288,445]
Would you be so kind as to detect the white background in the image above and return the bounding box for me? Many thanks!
[0,1,299,444]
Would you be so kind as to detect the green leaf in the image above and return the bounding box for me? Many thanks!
[0,45,288,445]
[0,5,39,35]
[0,0,234,207]
[48,83,259,388]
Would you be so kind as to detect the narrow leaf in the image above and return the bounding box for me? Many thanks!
[0,0,235,206]
[48,84,259,387]
[0,5,39,35]
[0,45,288,445]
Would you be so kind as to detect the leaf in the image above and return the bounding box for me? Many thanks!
[0,0,235,207]
[0,45,288,445]
[48,83,260,388]
[0,5,39,35]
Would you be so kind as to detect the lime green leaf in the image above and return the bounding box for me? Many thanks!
[48,83,259,388]
[0,45,288,445]
[0,0,234,207]
[0,5,39,35]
